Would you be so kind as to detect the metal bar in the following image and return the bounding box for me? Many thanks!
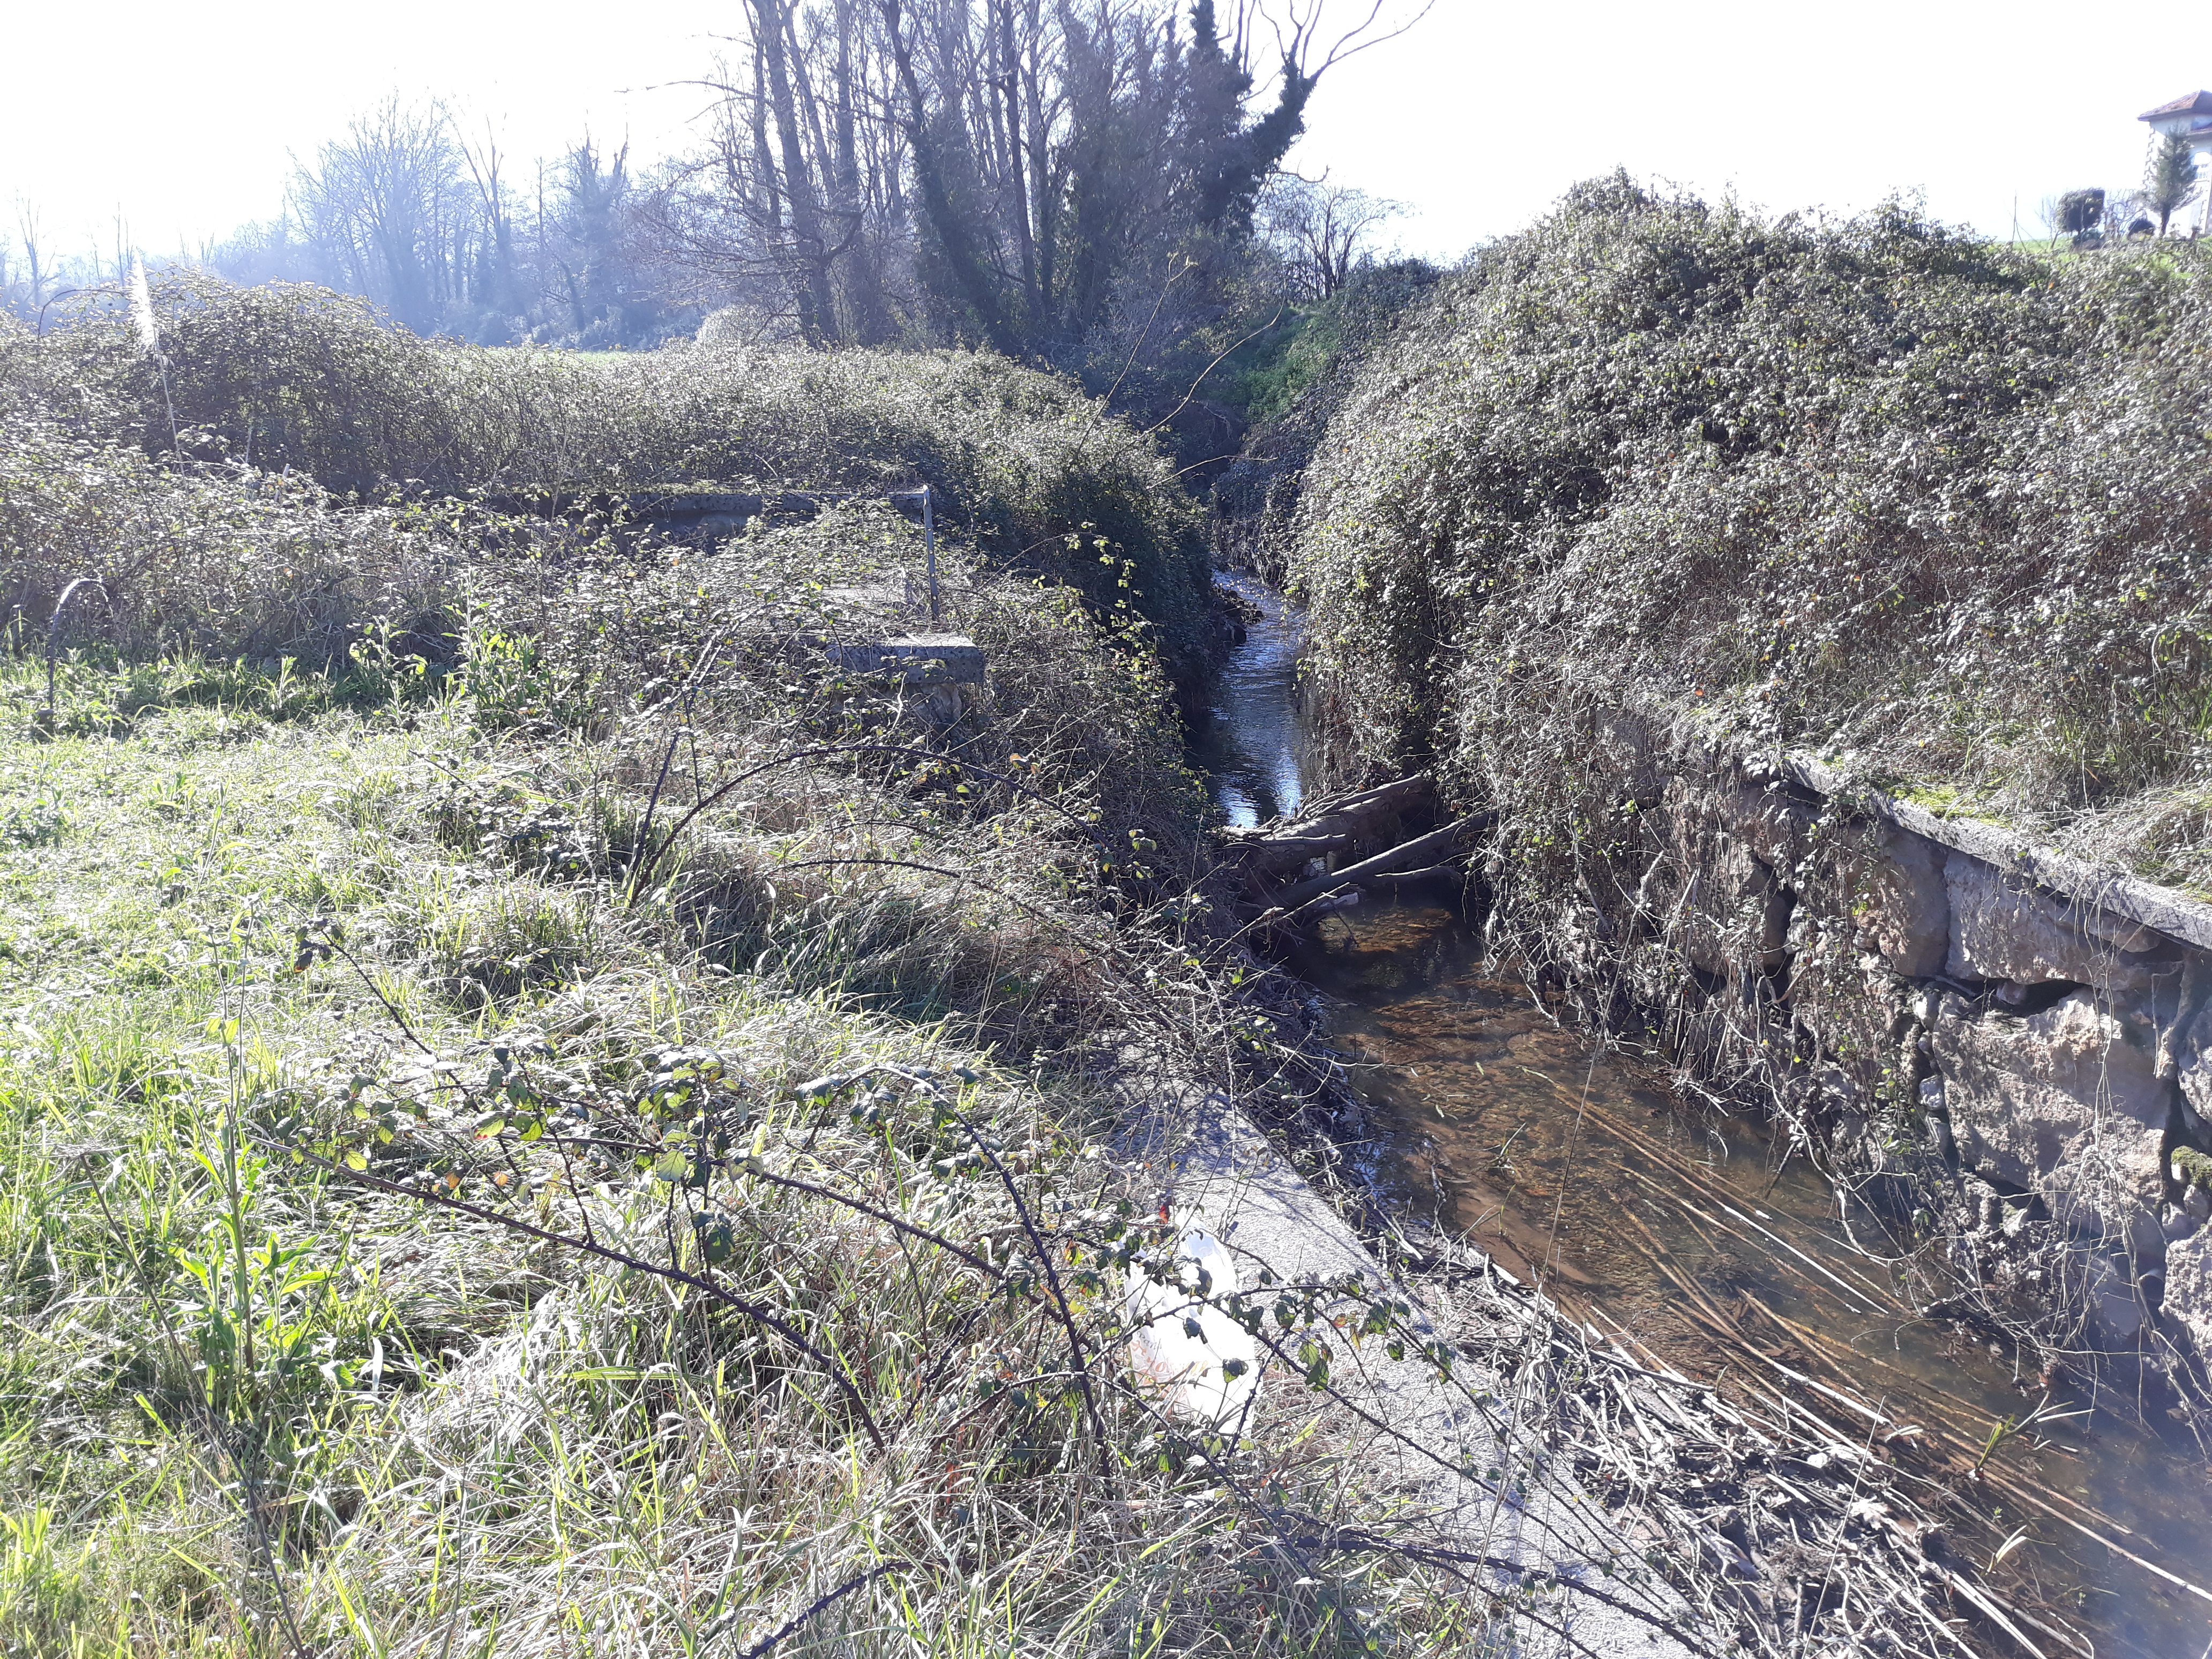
[924,484,939,629]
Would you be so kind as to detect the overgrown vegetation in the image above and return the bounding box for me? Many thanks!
[0,286,1507,1654]
[1290,175,2212,892]
[2,278,1215,671]
[0,241,1996,1656]
[0,498,1509,1658]
[0,634,1424,1655]
[1212,260,1441,580]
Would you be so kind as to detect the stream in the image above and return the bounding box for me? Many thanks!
[1190,568,2212,1658]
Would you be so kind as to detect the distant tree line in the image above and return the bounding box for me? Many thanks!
[3,0,1416,428]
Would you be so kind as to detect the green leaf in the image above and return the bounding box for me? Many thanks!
[652,1149,688,1182]
[692,1214,735,1265]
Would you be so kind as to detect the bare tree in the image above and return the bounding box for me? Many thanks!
[2101,187,2149,241]
[659,0,1432,359]
[291,98,468,331]
[458,121,525,324]
[1261,174,1398,297]
[173,2,1437,359]
[13,199,50,316]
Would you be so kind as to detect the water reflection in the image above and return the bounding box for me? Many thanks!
[1186,570,1305,826]
[1290,896,2212,1659]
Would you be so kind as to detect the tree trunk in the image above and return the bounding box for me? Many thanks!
[877,0,1016,354]
[994,0,1040,331]
[831,0,894,342]
[1020,0,1055,332]
[751,0,836,345]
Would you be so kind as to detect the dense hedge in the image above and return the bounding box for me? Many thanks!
[0,409,454,664]
[1291,175,2212,884]
[2,278,1212,668]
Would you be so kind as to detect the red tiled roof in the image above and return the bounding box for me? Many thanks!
[2140,90,2212,121]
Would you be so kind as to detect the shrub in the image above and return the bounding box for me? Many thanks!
[1212,260,1443,581]
[12,279,1213,668]
[0,406,450,666]
[1291,176,2212,885]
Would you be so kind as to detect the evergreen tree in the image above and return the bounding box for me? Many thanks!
[2146,131,2201,236]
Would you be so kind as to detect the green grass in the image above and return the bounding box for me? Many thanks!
[0,593,1496,1658]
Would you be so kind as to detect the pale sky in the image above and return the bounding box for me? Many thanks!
[0,0,2195,267]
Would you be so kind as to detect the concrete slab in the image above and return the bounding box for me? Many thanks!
[1123,1071,1703,1656]
[828,635,986,685]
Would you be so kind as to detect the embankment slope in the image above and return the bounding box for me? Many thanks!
[1284,177,2212,1381]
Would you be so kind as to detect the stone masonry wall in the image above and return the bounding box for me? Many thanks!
[1514,718,2212,1382]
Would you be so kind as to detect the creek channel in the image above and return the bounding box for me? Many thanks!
[1186,568,2212,1658]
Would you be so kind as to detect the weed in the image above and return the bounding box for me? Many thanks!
[1,796,64,848]
[0,581,1549,1656]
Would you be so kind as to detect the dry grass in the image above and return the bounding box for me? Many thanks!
[0,512,1524,1657]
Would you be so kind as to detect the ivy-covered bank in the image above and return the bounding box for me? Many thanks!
[1291,176,2212,891]
[1276,178,2212,1385]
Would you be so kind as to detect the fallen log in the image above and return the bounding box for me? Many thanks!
[1227,831,1357,877]
[1217,775,1441,876]
[1217,833,1353,857]
[1297,773,1435,820]
[1269,814,1486,911]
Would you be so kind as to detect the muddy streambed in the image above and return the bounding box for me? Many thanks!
[1191,569,2212,1657]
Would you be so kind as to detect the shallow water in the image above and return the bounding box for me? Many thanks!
[1199,570,2212,1658]
[1186,571,1305,827]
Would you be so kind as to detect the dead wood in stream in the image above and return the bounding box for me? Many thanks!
[1387,1220,2084,1657]
[1466,1068,2212,1654]
[1213,776,1501,949]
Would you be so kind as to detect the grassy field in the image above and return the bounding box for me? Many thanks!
[0,552,1485,1655]
[0,267,1506,1656]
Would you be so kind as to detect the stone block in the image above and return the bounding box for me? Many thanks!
[2182,1005,2212,1119]
[1857,825,1950,979]
[1724,779,1819,878]
[1929,990,2170,1254]
[1944,857,2161,993]
[2159,1227,2212,1358]
[1785,913,1907,1104]
[828,634,987,684]
[2082,1252,2149,1348]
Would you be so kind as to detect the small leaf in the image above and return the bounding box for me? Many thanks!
[652,1148,688,1182]
[692,1214,735,1264]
